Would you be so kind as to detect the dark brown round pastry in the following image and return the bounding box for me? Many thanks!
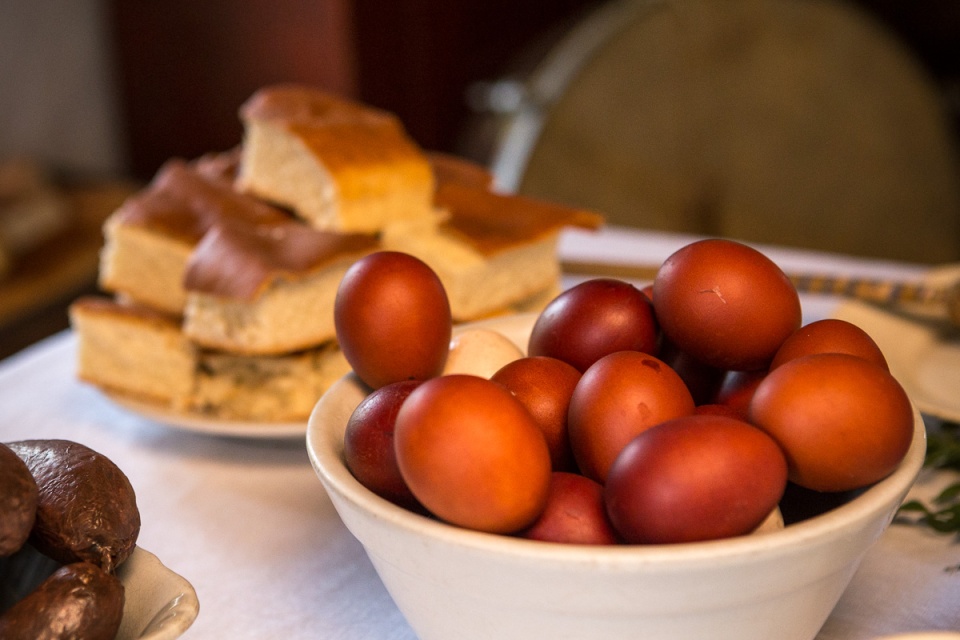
[0,443,38,557]
[7,440,140,573]
[0,561,124,640]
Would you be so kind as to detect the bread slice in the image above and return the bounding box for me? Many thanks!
[191,147,243,183]
[383,181,603,321]
[69,296,197,407]
[99,157,290,314]
[70,296,351,422]
[181,217,378,355]
[427,151,494,191]
[191,342,350,422]
[235,84,436,232]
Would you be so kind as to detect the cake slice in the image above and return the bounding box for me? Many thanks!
[70,296,351,422]
[383,181,603,320]
[235,84,437,232]
[191,147,243,183]
[190,341,350,422]
[69,297,197,408]
[427,152,494,190]
[181,217,379,355]
[98,157,290,315]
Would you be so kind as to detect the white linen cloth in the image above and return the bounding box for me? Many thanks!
[0,226,956,639]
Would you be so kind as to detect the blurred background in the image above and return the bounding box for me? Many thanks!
[2,0,960,357]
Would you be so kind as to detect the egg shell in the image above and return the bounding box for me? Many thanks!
[769,318,889,371]
[491,356,581,472]
[604,414,788,544]
[394,374,553,534]
[519,471,619,545]
[443,329,524,378]
[749,352,913,492]
[334,251,452,389]
[568,350,696,483]
[652,239,801,371]
[528,278,658,372]
[343,380,423,510]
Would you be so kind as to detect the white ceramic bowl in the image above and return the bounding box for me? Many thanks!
[0,545,198,639]
[306,314,926,640]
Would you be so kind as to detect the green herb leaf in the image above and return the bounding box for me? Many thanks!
[925,422,960,470]
[895,421,960,535]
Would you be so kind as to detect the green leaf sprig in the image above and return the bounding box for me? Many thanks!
[897,421,960,535]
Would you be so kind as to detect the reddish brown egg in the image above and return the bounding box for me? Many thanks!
[652,239,801,371]
[749,353,914,492]
[604,415,788,544]
[394,375,552,533]
[567,351,695,483]
[769,318,888,371]
[334,251,451,389]
[528,279,658,372]
[712,370,768,421]
[640,283,654,303]
[658,338,726,405]
[343,380,422,510]
[694,403,744,419]
[519,472,618,545]
[491,356,581,471]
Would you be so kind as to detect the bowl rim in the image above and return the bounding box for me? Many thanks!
[307,368,927,569]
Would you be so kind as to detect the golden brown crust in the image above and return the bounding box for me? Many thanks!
[111,159,289,243]
[240,84,398,128]
[241,85,414,173]
[434,182,604,255]
[191,147,243,183]
[429,152,494,190]
[70,296,181,328]
[239,85,435,216]
[183,218,378,300]
[292,121,430,191]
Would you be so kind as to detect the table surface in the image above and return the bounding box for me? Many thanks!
[1,225,957,639]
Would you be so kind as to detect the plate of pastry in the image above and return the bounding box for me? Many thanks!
[66,84,602,440]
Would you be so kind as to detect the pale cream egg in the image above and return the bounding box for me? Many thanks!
[442,328,524,379]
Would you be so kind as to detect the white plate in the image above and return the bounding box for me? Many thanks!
[105,393,306,440]
[100,313,538,440]
[832,299,960,423]
[0,545,199,640]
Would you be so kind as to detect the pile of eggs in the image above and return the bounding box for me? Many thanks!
[332,239,914,546]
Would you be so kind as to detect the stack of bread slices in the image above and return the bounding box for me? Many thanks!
[69,84,603,423]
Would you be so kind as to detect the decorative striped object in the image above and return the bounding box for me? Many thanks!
[561,259,955,313]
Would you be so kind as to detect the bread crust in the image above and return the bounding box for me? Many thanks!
[384,181,602,320]
[99,157,291,314]
[236,85,436,232]
[70,296,350,422]
[73,85,609,421]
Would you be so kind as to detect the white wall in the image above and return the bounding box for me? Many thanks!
[0,0,126,177]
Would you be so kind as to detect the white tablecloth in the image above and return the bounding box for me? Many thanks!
[1,226,957,639]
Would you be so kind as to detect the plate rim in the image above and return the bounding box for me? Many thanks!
[103,391,307,439]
